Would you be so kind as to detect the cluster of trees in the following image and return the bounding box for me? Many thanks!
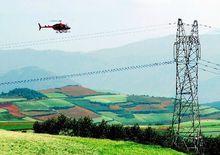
[203,136,220,155]
[1,88,47,100]
[33,115,220,155]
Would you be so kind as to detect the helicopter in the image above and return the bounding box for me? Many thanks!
[38,20,71,33]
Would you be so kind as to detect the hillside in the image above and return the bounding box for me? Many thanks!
[0,34,220,102]
[0,85,175,125]
[200,76,220,102]
[0,85,219,136]
[0,130,184,155]
[205,101,220,109]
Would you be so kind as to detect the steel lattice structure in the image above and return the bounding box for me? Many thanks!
[172,19,203,154]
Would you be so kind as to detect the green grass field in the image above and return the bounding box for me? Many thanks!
[0,98,26,103]
[0,121,34,130]
[14,99,74,111]
[144,119,220,137]
[181,119,220,137]
[84,94,127,104]
[44,93,67,98]
[127,95,172,104]
[14,101,49,111]
[98,112,173,125]
[0,111,23,121]
[0,109,7,113]
[134,113,172,124]
[38,99,74,108]
[0,130,185,155]
[200,107,220,115]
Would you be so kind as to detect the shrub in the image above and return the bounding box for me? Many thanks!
[77,117,94,137]
[107,124,125,140]
[203,136,220,155]
[1,88,47,100]
[92,120,109,138]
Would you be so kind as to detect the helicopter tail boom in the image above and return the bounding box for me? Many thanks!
[38,23,53,30]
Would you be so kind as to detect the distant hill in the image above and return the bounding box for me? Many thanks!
[0,34,220,102]
[0,66,77,92]
[200,76,220,103]
[204,101,220,109]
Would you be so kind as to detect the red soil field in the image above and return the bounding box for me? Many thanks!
[109,105,120,110]
[159,101,172,108]
[60,85,97,96]
[22,111,55,117]
[0,103,24,117]
[128,104,166,112]
[41,85,98,97]
[35,113,60,121]
[58,106,99,119]
[35,106,99,121]
[127,100,172,112]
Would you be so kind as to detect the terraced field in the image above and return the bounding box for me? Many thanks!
[0,103,24,117]
[181,119,220,137]
[38,99,74,108]
[0,98,26,103]
[41,85,98,97]
[0,121,34,130]
[35,114,61,121]
[0,110,23,121]
[58,106,99,119]
[144,119,220,137]
[44,93,67,98]
[14,98,74,111]
[0,130,185,155]
[84,94,127,104]
[134,113,172,124]
[14,101,50,111]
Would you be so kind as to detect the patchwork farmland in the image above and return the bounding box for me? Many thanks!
[0,85,219,137]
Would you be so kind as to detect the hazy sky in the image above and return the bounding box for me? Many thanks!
[0,0,219,52]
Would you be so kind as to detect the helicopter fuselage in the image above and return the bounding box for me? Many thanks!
[38,23,71,33]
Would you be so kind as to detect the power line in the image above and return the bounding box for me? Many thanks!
[169,22,214,29]
[199,61,220,75]
[199,59,220,75]
[200,63,220,71]
[199,67,220,75]
[0,26,173,49]
[0,21,216,50]
[0,24,175,50]
[0,60,174,86]
[0,23,169,46]
[200,59,220,67]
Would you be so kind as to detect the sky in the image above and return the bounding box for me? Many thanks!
[0,0,220,52]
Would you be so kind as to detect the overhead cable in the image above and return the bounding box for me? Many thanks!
[0,60,174,86]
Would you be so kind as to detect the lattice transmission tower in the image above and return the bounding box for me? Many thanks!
[172,18,203,154]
